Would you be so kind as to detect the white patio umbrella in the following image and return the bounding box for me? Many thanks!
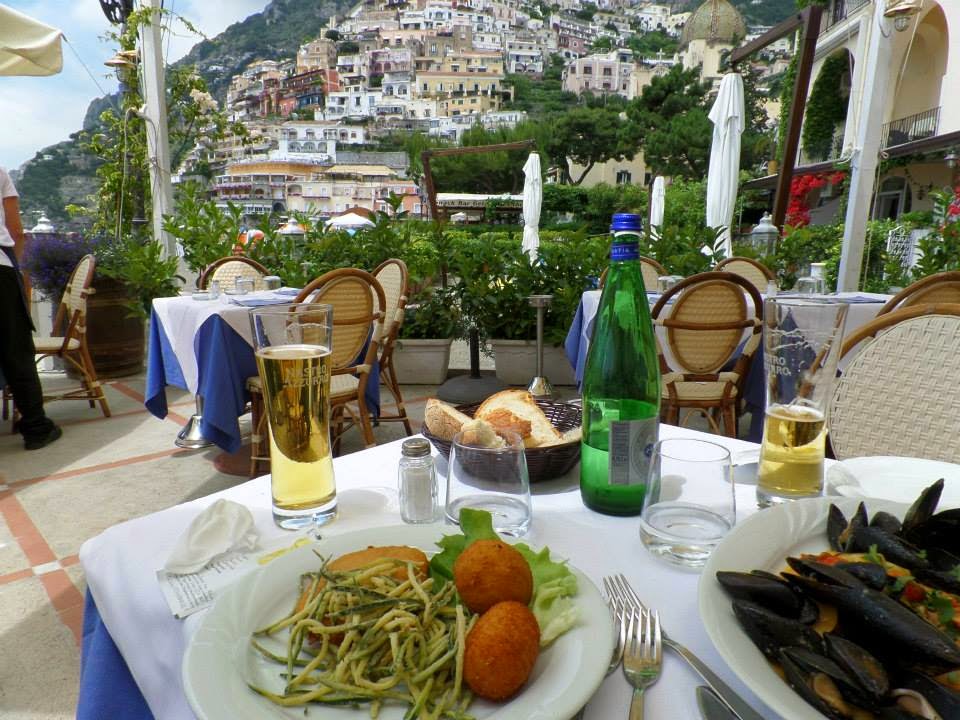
[649,175,666,232]
[521,152,542,260]
[0,4,63,76]
[706,72,745,256]
[325,212,374,231]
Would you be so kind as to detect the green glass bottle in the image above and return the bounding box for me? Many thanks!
[580,213,661,515]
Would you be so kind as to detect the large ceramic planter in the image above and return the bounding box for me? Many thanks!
[392,338,453,385]
[66,277,145,379]
[491,339,576,386]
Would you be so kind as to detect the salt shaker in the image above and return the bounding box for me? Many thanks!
[398,439,439,524]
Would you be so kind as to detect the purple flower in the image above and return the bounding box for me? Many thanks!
[22,233,106,301]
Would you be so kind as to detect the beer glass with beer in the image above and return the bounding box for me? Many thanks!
[757,298,848,507]
[250,303,336,529]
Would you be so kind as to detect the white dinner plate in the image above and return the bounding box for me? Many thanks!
[699,497,909,720]
[826,456,960,507]
[183,524,613,720]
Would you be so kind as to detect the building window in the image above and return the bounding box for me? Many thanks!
[583,66,592,74]
[603,67,612,76]
[616,170,631,185]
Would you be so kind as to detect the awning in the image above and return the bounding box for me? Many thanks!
[0,4,63,77]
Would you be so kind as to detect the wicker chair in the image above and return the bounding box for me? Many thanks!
[829,303,960,463]
[247,268,386,476]
[651,271,762,437]
[599,256,666,292]
[198,256,269,292]
[373,259,413,435]
[31,254,111,418]
[877,271,960,315]
[714,257,775,293]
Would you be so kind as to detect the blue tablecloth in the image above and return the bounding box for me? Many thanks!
[145,310,380,453]
[78,590,154,720]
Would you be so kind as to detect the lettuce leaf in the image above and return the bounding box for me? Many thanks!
[429,509,579,645]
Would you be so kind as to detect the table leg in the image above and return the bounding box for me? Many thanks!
[175,395,213,449]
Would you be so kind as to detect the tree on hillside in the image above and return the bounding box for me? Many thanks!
[628,65,712,179]
[626,31,678,57]
[545,105,642,184]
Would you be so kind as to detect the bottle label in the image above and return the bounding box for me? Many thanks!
[608,419,658,486]
[610,242,639,261]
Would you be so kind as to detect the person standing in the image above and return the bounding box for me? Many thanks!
[0,166,61,449]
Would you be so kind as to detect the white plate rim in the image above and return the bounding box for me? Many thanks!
[182,524,613,720]
[827,456,960,503]
[698,497,910,720]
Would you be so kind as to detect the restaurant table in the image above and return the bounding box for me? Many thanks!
[78,424,791,720]
[564,290,892,442]
[145,291,380,453]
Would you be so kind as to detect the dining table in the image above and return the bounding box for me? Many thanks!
[77,422,799,720]
[144,290,380,453]
[564,290,893,442]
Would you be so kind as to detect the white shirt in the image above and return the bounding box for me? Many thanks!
[0,166,18,267]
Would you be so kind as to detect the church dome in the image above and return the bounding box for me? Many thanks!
[679,0,747,49]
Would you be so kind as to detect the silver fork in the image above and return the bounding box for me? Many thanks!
[611,574,767,720]
[622,605,662,720]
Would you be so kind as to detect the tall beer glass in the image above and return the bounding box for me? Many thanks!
[757,298,848,507]
[250,303,336,529]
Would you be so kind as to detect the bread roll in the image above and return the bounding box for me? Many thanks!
[475,390,562,448]
[423,398,472,441]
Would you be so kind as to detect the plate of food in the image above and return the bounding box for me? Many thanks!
[183,510,613,719]
[700,480,960,719]
[826,456,960,507]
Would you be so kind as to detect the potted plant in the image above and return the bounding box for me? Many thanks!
[392,286,460,385]
[23,232,180,377]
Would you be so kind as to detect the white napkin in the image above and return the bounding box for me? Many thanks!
[164,499,259,574]
[825,463,862,496]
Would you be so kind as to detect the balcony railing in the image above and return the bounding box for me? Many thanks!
[826,0,869,29]
[882,107,940,148]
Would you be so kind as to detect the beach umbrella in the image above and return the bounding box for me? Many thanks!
[649,176,666,231]
[706,73,745,256]
[521,152,542,260]
[324,211,374,236]
[0,4,63,76]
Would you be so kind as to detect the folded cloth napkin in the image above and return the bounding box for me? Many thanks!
[164,499,259,574]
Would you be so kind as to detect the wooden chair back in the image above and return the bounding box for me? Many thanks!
[373,258,409,344]
[54,254,96,353]
[878,271,960,315]
[598,256,666,292]
[651,271,763,375]
[831,303,960,462]
[714,257,775,293]
[199,256,269,291]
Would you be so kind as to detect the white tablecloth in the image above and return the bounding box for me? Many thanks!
[80,424,787,720]
[153,291,297,394]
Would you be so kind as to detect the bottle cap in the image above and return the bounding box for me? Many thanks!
[402,438,431,458]
[610,213,643,233]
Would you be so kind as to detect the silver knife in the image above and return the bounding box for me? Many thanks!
[696,685,741,720]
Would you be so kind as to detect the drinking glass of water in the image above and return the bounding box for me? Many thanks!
[639,438,735,568]
[445,430,531,537]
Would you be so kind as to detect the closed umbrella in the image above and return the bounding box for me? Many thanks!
[649,175,666,231]
[0,4,63,76]
[521,152,542,260]
[706,72,745,256]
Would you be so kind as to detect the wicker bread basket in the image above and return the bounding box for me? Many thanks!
[421,398,582,483]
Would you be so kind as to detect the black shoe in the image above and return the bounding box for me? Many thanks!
[24,425,62,451]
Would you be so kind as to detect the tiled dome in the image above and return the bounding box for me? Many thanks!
[679,0,747,49]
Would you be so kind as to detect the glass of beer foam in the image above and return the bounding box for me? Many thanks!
[250,303,337,529]
[757,297,849,508]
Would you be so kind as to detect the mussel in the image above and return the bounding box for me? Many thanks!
[848,526,931,572]
[894,672,960,719]
[872,511,903,535]
[833,561,890,591]
[825,633,889,702]
[731,599,825,661]
[901,480,945,537]
[716,570,818,624]
[780,646,873,718]
[903,509,960,558]
[829,502,869,553]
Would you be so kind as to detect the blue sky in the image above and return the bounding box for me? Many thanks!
[1,0,266,172]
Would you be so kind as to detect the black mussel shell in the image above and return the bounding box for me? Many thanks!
[849,526,930,572]
[904,509,960,558]
[717,571,806,619]
[785,558,867,589]
[834,562,890,591]
[780,647,868,719]
[875,708,931,719]
[872,510,903,535]
[901,479,945,537]
[895,671,960,718]
[825,633,890,701]
[828,502,868,553]
[731,600,826,661]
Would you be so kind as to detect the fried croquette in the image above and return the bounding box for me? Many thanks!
[463,601,541,701]
[453,539,533,614]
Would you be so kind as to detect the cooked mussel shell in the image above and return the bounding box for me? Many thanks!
[914,568,960,596]
[895,672,960,719]
[876,707,938,720]
[901,479,945,537]
[890,689,945,719]
[780,646,872,718]
[731,600,826,661]
[716,571,818,622]
[829,502,868,553]
[834,562,890,591]
[904,509,960,557]
[872,510,903,535]
[825,633,889,701]
[785,558,867,589]
[849,526,931,572]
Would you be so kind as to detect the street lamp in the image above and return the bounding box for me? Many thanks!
[750,213,779,256]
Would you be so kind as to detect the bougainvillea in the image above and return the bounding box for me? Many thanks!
[785,171,847,227]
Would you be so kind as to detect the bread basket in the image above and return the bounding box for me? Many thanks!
[421,398,582,483]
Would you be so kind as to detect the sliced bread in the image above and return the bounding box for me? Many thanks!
[475,389,563,448]
[423,398,473,441]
